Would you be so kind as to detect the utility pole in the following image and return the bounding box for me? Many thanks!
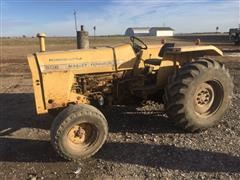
[93,26,96,39]
[216,26,219,34]
[74,10,78,31]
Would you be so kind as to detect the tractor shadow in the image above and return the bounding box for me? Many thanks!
[103,106,185,134]
[0,138,64,162]
[0,138,239,174]
[0,93,183,137]
[97,142,240,173]
[0,93,52,137]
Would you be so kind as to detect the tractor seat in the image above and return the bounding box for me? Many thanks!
[144,58,162,66]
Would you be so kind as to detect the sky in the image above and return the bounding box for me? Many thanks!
[1,0,240,36]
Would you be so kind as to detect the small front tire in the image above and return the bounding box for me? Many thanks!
[50,104,108,161]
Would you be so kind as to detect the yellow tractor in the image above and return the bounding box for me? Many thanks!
[28,34,233,161]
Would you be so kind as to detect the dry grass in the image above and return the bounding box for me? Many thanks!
[0,34,232,63]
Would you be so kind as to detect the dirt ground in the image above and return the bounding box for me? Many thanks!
[0,35,240,179]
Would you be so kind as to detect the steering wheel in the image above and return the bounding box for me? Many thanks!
[130,36,148,50]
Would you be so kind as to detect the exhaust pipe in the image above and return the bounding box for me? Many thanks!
[77,25,89,49]
[37,33,46,52]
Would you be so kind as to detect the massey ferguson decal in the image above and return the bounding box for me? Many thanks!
[41,61,114,72]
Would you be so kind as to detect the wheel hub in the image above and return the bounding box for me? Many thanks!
[68,124,89,144]
[196,89,212,105]
[194,82,215,115]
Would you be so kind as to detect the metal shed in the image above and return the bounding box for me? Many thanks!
[149,27,174,36]
[125,27,174,37]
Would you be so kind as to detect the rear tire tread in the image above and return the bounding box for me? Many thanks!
[164,58,233,132]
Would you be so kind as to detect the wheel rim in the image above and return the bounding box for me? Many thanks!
[67,123,98,149]
[193,80,224,117]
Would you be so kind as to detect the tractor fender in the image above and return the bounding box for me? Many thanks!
[165,45,223,57]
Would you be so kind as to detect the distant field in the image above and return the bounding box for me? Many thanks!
[1,34,230,46]
[0,34,234,63]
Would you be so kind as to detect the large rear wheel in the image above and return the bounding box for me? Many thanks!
[164,58,233,132]
[50,104,108,161]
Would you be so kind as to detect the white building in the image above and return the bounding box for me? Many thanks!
[125,27,174,37]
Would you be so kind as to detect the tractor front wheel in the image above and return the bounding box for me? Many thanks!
[164,58,233,132]
[50,104,108,161]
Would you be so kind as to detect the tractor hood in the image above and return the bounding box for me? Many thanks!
[28,43,137,74]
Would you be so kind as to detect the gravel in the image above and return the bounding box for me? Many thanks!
[0,60,239,179]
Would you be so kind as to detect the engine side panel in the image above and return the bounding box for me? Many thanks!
[28,44,136,114]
